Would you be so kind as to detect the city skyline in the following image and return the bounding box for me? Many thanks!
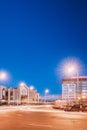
[0,0,87,95]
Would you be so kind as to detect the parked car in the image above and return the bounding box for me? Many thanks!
[64,105,72,111]
[64,104,84,112]
[82,105,87,112]
[53,104,66,110]
[71,104,84,111]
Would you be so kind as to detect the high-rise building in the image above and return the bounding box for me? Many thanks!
[62,76,87,103]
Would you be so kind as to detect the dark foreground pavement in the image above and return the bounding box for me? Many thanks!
[0,106,87,130]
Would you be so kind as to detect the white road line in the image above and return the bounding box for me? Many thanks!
[27,123,53,128]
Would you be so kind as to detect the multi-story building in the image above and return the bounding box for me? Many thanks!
[0,83,40,105]
[62,76,87,103]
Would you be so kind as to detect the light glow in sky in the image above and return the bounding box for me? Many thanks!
[19,82,26,86]
[45,89,49,94]
[56,57,84,78]
[30,85,34,90]
[0,70,9,81]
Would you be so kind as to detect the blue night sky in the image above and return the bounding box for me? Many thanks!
[0,0,87,95]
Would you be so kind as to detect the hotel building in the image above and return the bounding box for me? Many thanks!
[0,83,40,105]
[62,76,87,103]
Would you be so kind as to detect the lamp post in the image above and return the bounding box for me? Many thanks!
[30,85,34,103]
[19,82,26,105]
[67,66,79,104]
[45,89,49,103]
[0,70,9,105]
[82,95,86,104]
[76,72,80,103]
[30,86,34,90]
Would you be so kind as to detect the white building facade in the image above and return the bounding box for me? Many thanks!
[0,84,40,105]
[62,76,87,103]
[62,83,76,102]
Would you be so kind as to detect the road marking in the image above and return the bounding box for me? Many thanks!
[27,123,53,128]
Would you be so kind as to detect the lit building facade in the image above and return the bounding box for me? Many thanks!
[62,76,87,103]
[0,84,40,105]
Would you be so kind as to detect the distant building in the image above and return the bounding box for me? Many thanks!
[40,94,60,102]
[62,76,87,103]
[0,84,40,105]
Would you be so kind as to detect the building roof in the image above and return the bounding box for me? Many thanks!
[62,76,87,82]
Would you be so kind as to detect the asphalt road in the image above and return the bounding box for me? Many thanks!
[0,105,87,130]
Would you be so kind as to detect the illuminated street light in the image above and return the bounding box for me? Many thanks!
[78,97,80,100]
[30,85,34,90]
[78,97,81,104]
[68,66,75,73]
[59,57,82,78]
[82,95,86,104]
[0,70,9,81]
[19,82,26,86]
[45,89,49,94]
[45,89,49,103]
[82,95,85,99]
[66,63,78,76]
[65,64,79,79]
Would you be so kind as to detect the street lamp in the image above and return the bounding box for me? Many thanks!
[18,82,26,105]
[45,89,49,103]
[30,85,34,90]
[0,70,9,81]
[82,95,86,104]
[67,65,78,75]
[19,82,26,86]
[45,89,49,94]
[68,67,75,73]
[60,58,83,105]
[29,85,35,103]
[67,65,79,103]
